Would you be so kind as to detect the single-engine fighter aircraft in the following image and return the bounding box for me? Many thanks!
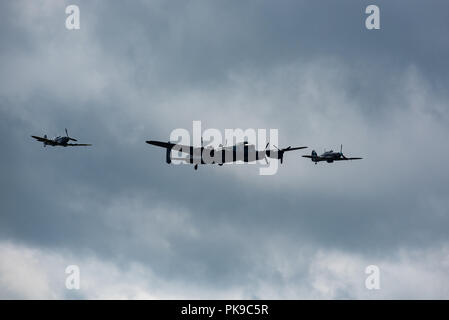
[146,139,307,170]
[302,144,362,164]
[31,128,92,147]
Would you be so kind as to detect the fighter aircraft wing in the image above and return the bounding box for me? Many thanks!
[31,135,50,142]
[335,157,362,161]
[66,143,92,146]
[146,140,195,155]
[31,135,56,145]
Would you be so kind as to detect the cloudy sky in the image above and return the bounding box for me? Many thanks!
[1,0,449,299]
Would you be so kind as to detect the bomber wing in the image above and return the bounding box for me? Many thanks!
[146,140,196,155]
[283,146,307,151]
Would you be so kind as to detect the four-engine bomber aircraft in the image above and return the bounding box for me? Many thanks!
[302,144,362,164]
[146,139,307,170]
[31,128,92,147]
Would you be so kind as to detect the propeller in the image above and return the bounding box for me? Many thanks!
[272,145,305,163]
[65,128,78,142]
[259,142,270,164]
[273,145,285,164]
[340,144,348,159]
[338,144,363,160]
[265,144,306,164]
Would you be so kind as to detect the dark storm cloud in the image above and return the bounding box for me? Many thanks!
[86,0,449,89]
[1,0,449,298]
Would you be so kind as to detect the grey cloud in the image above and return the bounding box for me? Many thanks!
[1,0,449,298]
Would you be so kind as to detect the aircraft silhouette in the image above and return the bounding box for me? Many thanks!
[302,145,362,164]
[146,139,306,170]
[31,128,92,147]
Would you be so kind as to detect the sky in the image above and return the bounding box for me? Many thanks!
[1,0,449,299]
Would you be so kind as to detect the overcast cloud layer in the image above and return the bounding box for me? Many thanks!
[1,0,449,299]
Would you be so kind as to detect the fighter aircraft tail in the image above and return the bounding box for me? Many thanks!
[302,150,318,162]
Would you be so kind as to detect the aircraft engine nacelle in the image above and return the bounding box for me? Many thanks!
[166,146,172,164]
